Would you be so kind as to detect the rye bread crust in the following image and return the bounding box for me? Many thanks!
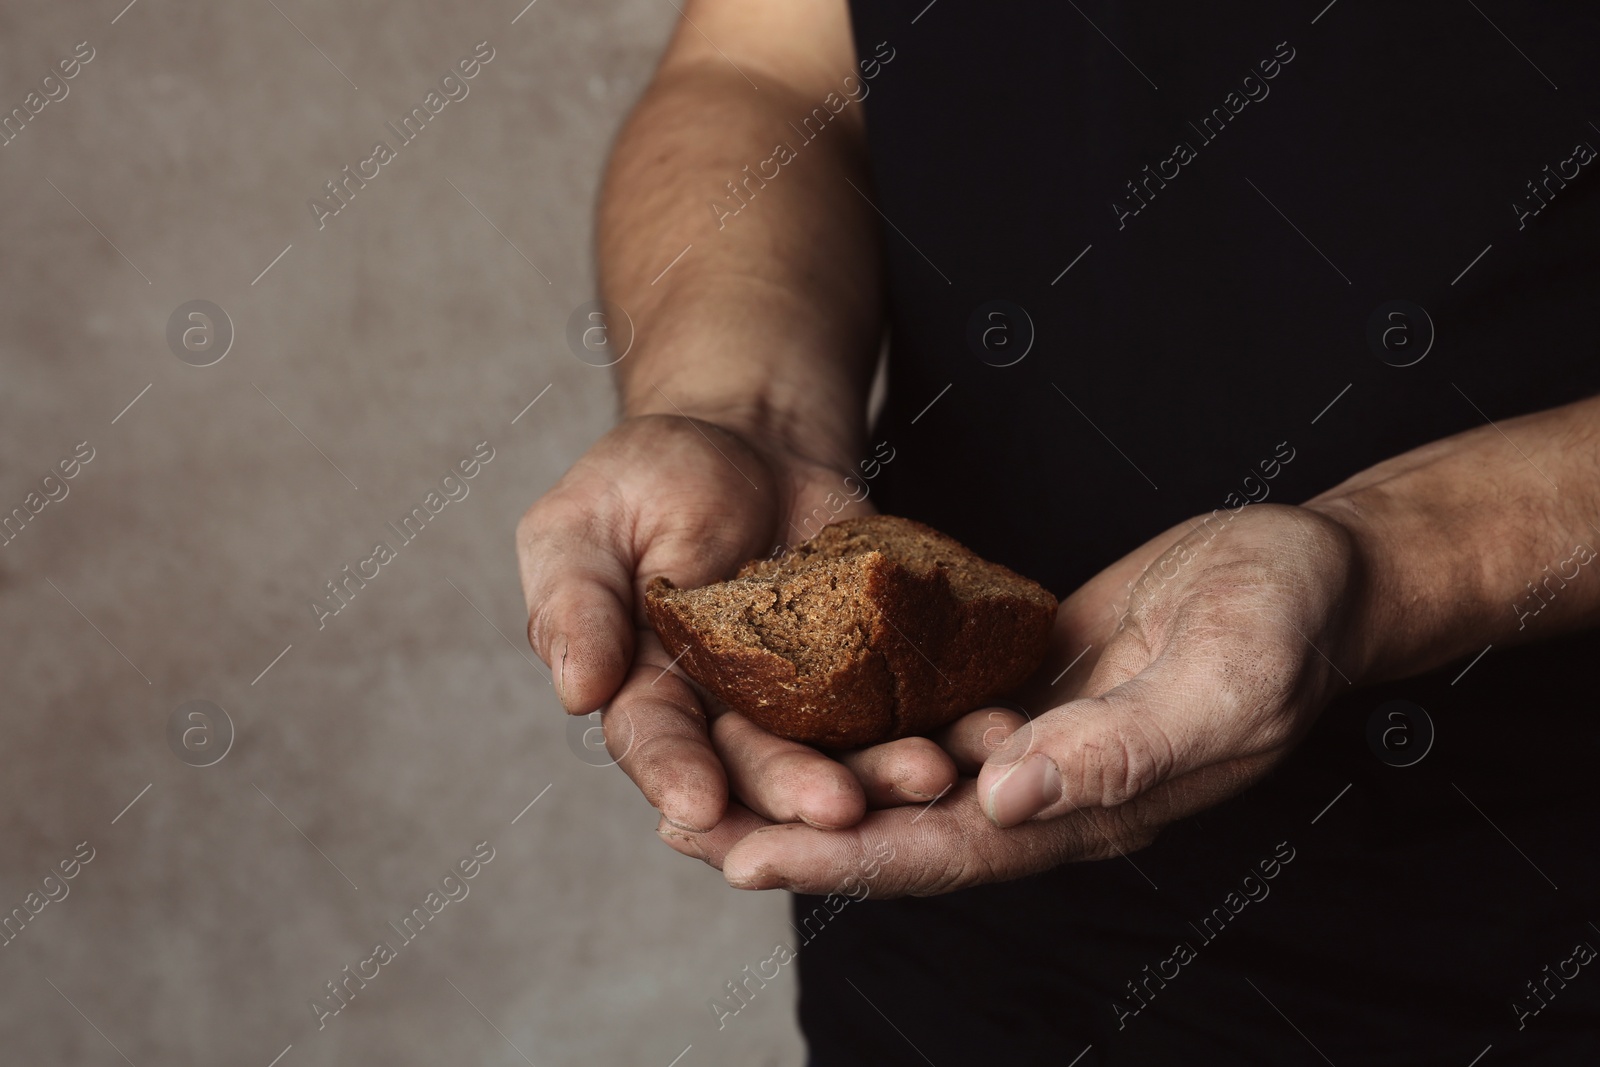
[643,516,1057,748]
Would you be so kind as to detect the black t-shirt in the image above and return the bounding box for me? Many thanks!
[795,3,1600,1063]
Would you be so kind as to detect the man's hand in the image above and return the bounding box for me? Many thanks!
[517,413,958,835]
[655,395,1600,896]
[520,0,945,836]
[658,503,1364,896]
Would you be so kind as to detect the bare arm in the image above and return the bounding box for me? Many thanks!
[600,0,884,470]
[519,1,956,838]
[1309,392,1600,684]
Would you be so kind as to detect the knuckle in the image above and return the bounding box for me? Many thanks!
[1071,714,1173,808]
[526,597,561,660]
[516,487,588,555]
[600,705,642,762]
[745,749,823,815]
[1102,737,1153,807]
[514,500,546,545]
[622,729,691,802]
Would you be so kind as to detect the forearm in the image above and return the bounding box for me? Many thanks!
[1306,393,1600,684]
[598,6,883,471]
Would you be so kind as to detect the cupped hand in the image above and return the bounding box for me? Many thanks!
[661,503,1367,897]
[517,413,959,834]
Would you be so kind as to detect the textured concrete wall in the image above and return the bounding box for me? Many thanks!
[0,2,802,1064]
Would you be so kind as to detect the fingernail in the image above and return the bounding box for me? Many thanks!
[553,635,569,703]
[984,753,1062,828]
[725,863,784,891]
[662,813,714,834]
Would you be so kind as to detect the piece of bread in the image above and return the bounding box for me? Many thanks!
[643,515,1058,748]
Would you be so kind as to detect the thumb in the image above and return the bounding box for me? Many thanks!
[976,646,1262,828]
[518,502,638,714]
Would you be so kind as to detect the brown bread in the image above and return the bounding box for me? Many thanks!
[643,515,1058,748]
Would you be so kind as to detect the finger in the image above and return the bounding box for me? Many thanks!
[977,637,1292,828]
[654,803,772,870]
[719,780,1156,898]
[724,756,1271,897]
[607,646,728,833]
[834,736,958,808]
[517,495,637,714]
[712,712,867,830]
[931,707,1028,775]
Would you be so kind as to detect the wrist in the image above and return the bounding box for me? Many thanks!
[607,265,878,478]
[1303,487,1494,688]
[620,368,867,479]
[1301,494,1388,688]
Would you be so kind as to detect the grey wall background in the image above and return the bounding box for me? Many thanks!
[0,2,803,1064]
